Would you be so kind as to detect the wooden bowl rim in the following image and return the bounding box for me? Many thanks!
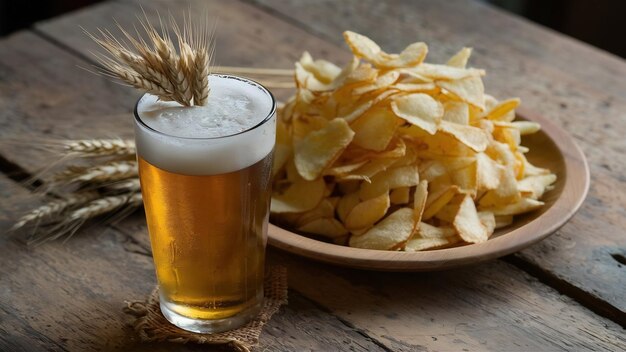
[268,108,590,271]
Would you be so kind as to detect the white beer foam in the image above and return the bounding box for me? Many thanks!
[135,75,275,175]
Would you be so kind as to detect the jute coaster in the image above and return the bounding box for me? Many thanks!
[124,266,288,352]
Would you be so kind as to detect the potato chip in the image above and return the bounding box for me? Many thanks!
[495,215,513,229]
[299,51,341,83]
[476,152,501,191]
[349,208,416,250]
[442,101,470,125]
[359,165,419,200]
[390,187,410,204]
[486,98,520,121]
[271,177,326,213]
[391,93,443,134]
[294,118,355,180]
[408,63,484,81]
[339,157,398,181]
[434,203,458,223]
[324,160,369,177]
[404,237,452,251]
[439,120,489,152]
[478,167,520,207]
[417,222,457,239]
[295,199,336,227]
[453,194,489,243]
[344,193,390,230]
[419,160,448,181]
[483,198,544,216]
[353,71,400,95]
[518,174,557,199]
[391,82,438,93]
[413,180,428,223]
[345,63,378,84]
[298,218,348,238]
[423,185,458,220]
[337,192,361,223]
[512,121,541,135]
[344,31,428,68]
[446,47,472,68]
[351,107,400,151]
[437,75,485,111]
[478,211,496,238]
[272,143,292,177]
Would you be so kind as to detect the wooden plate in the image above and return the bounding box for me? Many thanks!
[268,108,589,271]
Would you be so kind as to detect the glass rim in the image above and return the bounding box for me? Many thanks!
[133,74,277,141]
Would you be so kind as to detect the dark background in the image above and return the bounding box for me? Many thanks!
[1,0,625,59]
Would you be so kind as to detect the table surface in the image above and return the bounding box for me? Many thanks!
[0,0,624,351]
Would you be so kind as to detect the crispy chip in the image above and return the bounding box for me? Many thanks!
[345,193,390,230]
[413,180,428,223]
[438,75,485,111]
[478,211,496,238]
[295,199,336,227]
[344,31,428,68]
[351,107,400,151]
[271,178,326,213]
[359,165,420,200]
[439,120,489,152]
[518,174,557,199]
[512,121,541,135]
[476,152,501,191]
[353,71,400,95]
[483,198,544,216]
[390,187,410,204]
[486,98,520,121]
[294,118,354,180]
[447,47,472,68]
[423,185,458,220]
[298,218,348,238]
[453,194,489,243]
[337,192,361,223]
[442,101,470,125]
[404,237,452,251]
[391,93,443,134]
[349,208,416,250]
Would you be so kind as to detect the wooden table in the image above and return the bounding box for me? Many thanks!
[0,0,624,350]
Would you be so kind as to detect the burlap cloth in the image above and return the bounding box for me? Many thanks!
[124,266,287,351]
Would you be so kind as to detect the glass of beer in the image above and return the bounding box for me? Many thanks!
[133,75,276,333]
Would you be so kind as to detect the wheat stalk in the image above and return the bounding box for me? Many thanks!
[54,160,138,184]
[11,192,99,230]
[68,193,142,221]
[64,139,135,156]
[86,10,215,106]
[105,178,141,192]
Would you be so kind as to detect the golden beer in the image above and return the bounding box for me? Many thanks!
[134,75,276,333]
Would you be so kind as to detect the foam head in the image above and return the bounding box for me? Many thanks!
[134,75,276,175]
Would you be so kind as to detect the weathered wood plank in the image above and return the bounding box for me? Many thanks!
[271,250,626,352]
[248,0,626,319]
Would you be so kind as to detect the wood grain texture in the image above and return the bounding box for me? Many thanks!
[249,0,626,317]
[267,108,589,271]
[271,251,626,352]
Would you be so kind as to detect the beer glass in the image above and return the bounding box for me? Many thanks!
[134,75,276,333]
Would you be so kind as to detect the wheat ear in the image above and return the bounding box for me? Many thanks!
[68,193,142,221]
[54,160,138,184]
[11,192,99,230]
[64,139,135,157]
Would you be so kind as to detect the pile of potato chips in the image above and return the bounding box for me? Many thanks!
[270,31,557,251]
